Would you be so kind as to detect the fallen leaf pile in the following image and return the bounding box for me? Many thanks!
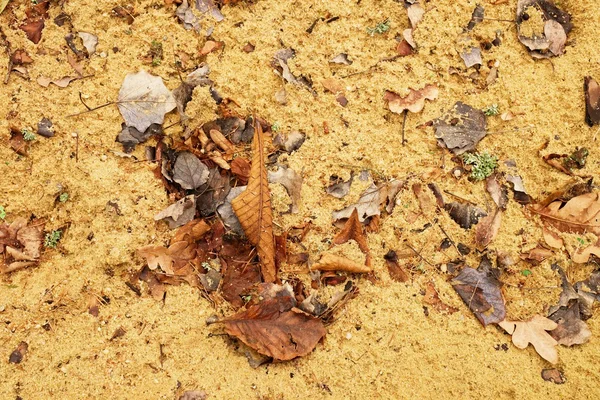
[0,217,44,273]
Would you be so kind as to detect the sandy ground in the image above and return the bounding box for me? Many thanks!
[1,0,599,398]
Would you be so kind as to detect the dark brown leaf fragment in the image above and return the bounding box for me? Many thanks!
[584,76,600,126]
[9,342,28,364]
[542,368,566,384]
[434,102,487,155]
[384,250,410,282]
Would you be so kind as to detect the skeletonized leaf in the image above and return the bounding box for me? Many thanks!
[384,84,438,114]
[117,70,177,132]
[499,315,559,364]
[232,119,276,282]
[173,152,209,190]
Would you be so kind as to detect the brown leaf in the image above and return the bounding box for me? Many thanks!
[268,165,303,214]
[452,261,505,326]
[37,75,78,88]
[9,341,28,364]
[475,209,502,248]
[434,102,487,155]
[9,127,27,156]
[273,131,305,153]
[584,76,600,126]
[571,240,600,264]
[220,284,326,360]
[413,183,436,216]
[384,84,438,114]
[485,175,508,209]
[423,281,458,314]
[520,245,554,264]
[19,19,45,44]
[209,129,234,155]
[200,40,223,55]
[533,191,600,235]
[232,119,276,282]
[499,315,559,364]
[231,157,251,185]
[395,39,413,56]
[220,237,261,308]
[332,209,371,267]
[384,250,410,282]
[548,302,592,346]
[11,49,33,65]
[326,173,353,199]
[516,0,572,58]
[332,179,403,225]
[154,195,196,229]
[542,227,564,249]
[311,253,372,274]
[444,202,487,229]
[541,368,566,384]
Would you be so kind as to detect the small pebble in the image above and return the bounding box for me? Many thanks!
[71,132,78,138]
[101,154,108,161]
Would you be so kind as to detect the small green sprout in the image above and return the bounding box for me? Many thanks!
[44,230,62,248]
[59,192,69,203]
[367,19,390,36]
[576,237,587,246]
[22,128,36,141]
[0,206,5,220]
[241,294,252,303]
[522,269,532,277]
[149,40,163,67]
[271,122,280,132]
[483,104,500,116]
[463,151,498,181]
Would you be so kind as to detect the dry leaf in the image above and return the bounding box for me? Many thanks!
[516,0,572,58]
[541,369,566,384]
[460,47,482,68]
[176,0,200,31]
[413,183,437,216]
[533,191,600,235]
[330,53,352,65]
[542,227,564,249]
[452,259,505,326]
[435,102,487,155]
[231,157,250,185]
[220,284,326,360]
[332,180,403,224]
[499,315,559,364]
[444,202,487,229]
[311,253,372,274]
[154,195,196,229]
[333,209,371,267]
[268,165,302,213]
[407,3,425,29]
[571,240,600,264]
[584,76,600,126]
[78,32,98,56]
[465,4,484,31]
[9,342,28,364]
[520,245,554,264]
[200,40,224,55]
[326,173,353,199]
[384,84,438,114]
[173,152,210,190]
[117,70,177,132]
[384,250,410,282]
[232,119,276,282]
[423,281,458,314]
[475,209,502,248]
[37,76,78,88]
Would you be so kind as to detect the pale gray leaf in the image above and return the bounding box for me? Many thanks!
[216,186,246,235]
[268,165,303,213]
[173,152,209,190]
[78,32,98,55]
[154,195,196,229]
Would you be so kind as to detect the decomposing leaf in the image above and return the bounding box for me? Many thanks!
[452,260,505,325]
[78,32,98,56]
[118,70,177,132]
[435,102,487,155]
[475,209,502,248]
[584,76,600,126]
[217,186,246,235]
[533,191,600,235]
[332,180,403,224]
[499,315,559,364]
[542,147,589,175]
[37,117,54,138]
[460,47,482,68]
[330,53,352,65]
[9,342,28,364]
[332,208,371,267]
[520,245,554,264]
[172,65,212,119]
[326,173,353,199]
[116,123,162,153]
[311,253,372,274]
[195,0,224,22]
[231,119,276,282]
[273,131,305,153]
[384,84,438,114]
[424,281,458,314]
[200,40,224,55]
[268,165,302,213]
[465,4,484,31]
[506,174,532,204]
[196,168,231,216]
[272,49,316,96]
[231,157,250,185]
[1,217,44,273]
[9,127,27,156]
[444,202,487,229]
[19,1,49,44]
[37,76,78,88]
[173,152,210,190]
[384,250,410,282]
[541,368,566,384]
[176,0,200,32]
[218,284,326,360]
[516,0,572,58]
[220,236,261,307]
[154,195,196,229]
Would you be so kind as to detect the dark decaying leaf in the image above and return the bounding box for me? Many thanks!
[541,369,566,384]
[423,281,458,314]
[584,76,600,126]
[9,342,28,364]
[117,70,177,133]
[272,49,316,96]
[444,202,487,229]
[465,4,484,31]
[116,123,162,153]
[452,259,505,326]
[268,165,302,213]
[37,117,54,138]
[326,173,353,199]
[9,127,27,156]
[434,102,487,155]
[506,174,532,204]
[460,47,482,68]
[384,250,410,282]
[176,0,200,32]
[196,168,231,216]
[216,186,246,235]
[273,131,305,153]
[195,0,224,22]
[173,152,210,190]
[219,284,326,360]
[19,1,49,44]
[220,236,260,308]
[172,65,212,118]
[154,195,196,229]
[516,0,572,57]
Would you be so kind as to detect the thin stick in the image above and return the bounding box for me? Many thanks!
[443,190,477,205]
[341,55,400,78]
[67,101,115,117]
[435,220,463,259]
[405,241,434,267]
[401,110,408,146]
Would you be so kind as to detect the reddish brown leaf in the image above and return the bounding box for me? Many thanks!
[220,237,261,308]
[332,208,371,266]
[384,84,438,114]
[231,157,251,184]
[520,245,554,264]
[584,76,600,126]
[533,191,600,235]
[9,127,27,156]
[475,209,502,248]
[9,342,28,364]
[423,281,458,314]
[384,250,410,282]
[200,40,224,55]
[220,284,326,360]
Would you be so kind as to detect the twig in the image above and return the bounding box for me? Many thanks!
[78,92,92,110]
[434,220,463,259]
[401,110,408,146]
[341,55,400,78]
[443,190,477,205]
[67,101,115,117]
[405,241,434,267]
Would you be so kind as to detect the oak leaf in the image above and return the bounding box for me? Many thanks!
[533,191,600,235]
[384,84,438,114]
[499,315,559,364]
[332,208,371,267]
[232,119,276,282]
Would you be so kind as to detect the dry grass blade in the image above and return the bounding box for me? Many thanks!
[232,118,276,282]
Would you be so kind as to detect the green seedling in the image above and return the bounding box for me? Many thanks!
[483,104,500,116]
[463,151,498,181]
[522,269,532,277]
[0,205,5,220]
[59,192,69,203]
[367,19,390,36]
[271,122,280,132]
[576,237,587,246]
[149,40,163,66]
[22,128,36,141]
[44,230,62,248]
